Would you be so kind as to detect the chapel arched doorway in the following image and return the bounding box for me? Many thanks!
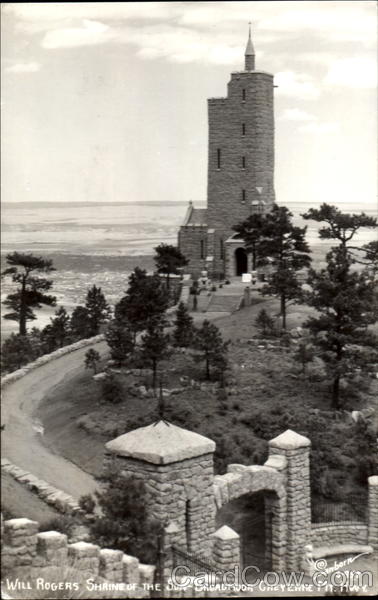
[235,247,248,276]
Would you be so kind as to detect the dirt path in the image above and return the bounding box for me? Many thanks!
[1,341,107,500]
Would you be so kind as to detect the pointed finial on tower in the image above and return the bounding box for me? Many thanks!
[245,22,255,71]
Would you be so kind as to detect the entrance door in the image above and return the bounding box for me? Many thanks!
[235,247,248,276]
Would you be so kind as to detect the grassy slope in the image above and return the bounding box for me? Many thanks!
[36,299,376,520]
[1,472,59,524]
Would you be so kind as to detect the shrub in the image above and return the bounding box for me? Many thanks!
[89,473,162,564]
[101,373,124,403]
[78,494,96,514]
[39,515,79,538]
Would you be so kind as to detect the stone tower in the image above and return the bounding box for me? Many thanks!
[179,26,275,279]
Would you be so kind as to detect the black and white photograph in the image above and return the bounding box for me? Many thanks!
[1,1,377,598]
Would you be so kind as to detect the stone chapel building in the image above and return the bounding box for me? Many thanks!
[178,27,275,279]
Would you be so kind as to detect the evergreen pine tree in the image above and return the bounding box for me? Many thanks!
[1,333,34,373]
[2,252,56,335]
[305,248,377,408]
[258,205,311,329]
[41,306,70,351]
[85,285,111,335]
[254,308,275,336]
[70,306,92,340]
[115,268,169,337]
[173,302,193,347]
[193,320,229,380]
[140,318,170,392]
[153,243,188,290]
[87,473,161,563]
[105,320,134,366]
[85,348,101,374]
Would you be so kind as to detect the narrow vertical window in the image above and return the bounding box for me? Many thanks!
[242,156,246,169]
[217,148,221,169]
[185,500,191,551]
[242,189,246,203]
[200,240,204,259]
[220,238,224,260]
[242,88,246,101]
[242,123,246,136]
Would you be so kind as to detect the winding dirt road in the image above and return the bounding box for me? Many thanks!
[1,341,107,500]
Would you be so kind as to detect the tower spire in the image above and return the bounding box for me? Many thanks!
[245,22,255,71]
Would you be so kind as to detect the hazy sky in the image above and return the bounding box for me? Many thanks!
[1,1,377,206]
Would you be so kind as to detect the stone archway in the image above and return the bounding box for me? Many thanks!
[213,465,287,572]
[216,490,269,573]
[235,247,248,276]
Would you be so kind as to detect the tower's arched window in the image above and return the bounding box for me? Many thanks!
[242,123,246,136]
[242,156,246,169]
[242,189,246,203]
[242,88,246,101]
[200,240,205,259]
[217,148,221,169]
[220,238,224,259]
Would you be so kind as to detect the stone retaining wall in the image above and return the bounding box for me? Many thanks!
[311,522,368,547]
[1,516,154,595]
[1,458,82,516]
[1,334,105,389]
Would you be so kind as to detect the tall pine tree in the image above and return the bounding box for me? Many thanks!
[140,318,171,392]
[173,302,194,347]
[2,252,56,335]
[85,285,111,335]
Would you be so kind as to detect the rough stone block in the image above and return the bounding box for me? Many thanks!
[99,548,124,581]
[122,553,140,584]
[37,531,68,564]
[68,541,100,575]
[139,563,156,586]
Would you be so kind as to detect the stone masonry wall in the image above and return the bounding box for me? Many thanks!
[1,517,154,596]
[1,334,105,389]
[104,452,216,556]
[206,71,275,276]
[2,458,82,516]
[178,225,208,278]
[311,523,368,547]
[268,434,312,572]
[368,475,378,551]
[213,462,287,571]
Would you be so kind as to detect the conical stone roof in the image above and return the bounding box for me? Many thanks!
[269,429,311,450]
[105,421,216,465]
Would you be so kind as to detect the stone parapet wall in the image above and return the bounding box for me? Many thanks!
[2,517,154,594]
[1,458,82,515]
[1,334,105,389]
[311,522,368,547]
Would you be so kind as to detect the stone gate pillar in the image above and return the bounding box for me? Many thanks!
[104,421,216,557]
[268,430,311,571]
